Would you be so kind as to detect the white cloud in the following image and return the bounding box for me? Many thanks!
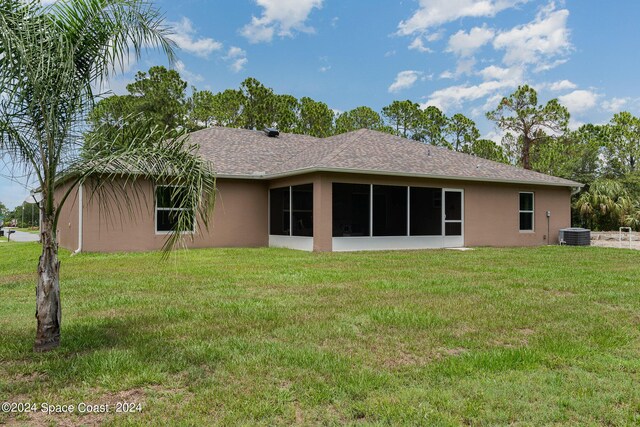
[397,0,528,36]
[548,79,577,91]
[455,57,477,76]
[533,58,568,73]
[477,64,523,82]
[170,17,222,58]
[426,63,524,111]
[175,60,204,83]
[423,79,516,111]
[427,30,445,42]
[398,1,577,114]
[388,70,423,93]
[318,56,331,72]
[601,97,629,113]
[408,37,432,53]
[483,128,508,144]
[228,46,245,58]
[558,90,598,114]
[439,70,455,79]
[447,26,495,57]
[225,47,248,73]
[493,3,571,69]
[241,0,323,43]
[568,118,585,131]
[481,93,507,112]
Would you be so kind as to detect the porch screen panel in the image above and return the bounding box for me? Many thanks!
[332,183,371,237]
[269,187,290,235]
[409,187,442,236]
[373,185,407,236]
[444,191,462,236]
[292,184,313,236]
[445,223,462,236]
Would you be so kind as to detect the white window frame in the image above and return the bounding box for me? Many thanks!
[155,185,196,235]
[519,192,535,232]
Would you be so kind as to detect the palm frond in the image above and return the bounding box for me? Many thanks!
[49,0,176,90]
[64,122,216,253]
[1,0,184,231]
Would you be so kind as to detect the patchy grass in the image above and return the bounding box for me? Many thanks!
[1,243,639,425]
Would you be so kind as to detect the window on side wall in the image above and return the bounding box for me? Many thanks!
[519,192,534,232]
[156,186,195,233]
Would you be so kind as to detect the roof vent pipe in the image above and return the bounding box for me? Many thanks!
[263,127,279,137]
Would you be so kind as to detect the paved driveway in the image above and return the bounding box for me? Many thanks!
[4,229,40,242]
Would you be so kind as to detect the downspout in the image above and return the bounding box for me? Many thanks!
[72,184,83,255]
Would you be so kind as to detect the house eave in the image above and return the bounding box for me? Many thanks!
[216,167,584,189]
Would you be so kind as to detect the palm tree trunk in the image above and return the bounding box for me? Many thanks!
[34,215,61,352]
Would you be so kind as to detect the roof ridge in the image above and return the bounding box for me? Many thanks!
[349,128,576,183]
[269,134,325,172]
[316,129,368,167]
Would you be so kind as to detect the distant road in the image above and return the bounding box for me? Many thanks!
[5,229,40,242]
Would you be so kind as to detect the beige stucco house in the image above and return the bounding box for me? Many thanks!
[56,127,581,253]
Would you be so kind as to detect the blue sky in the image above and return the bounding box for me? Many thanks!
[2,0,639,208]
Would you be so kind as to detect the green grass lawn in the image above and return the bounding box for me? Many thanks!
[1,243,639,425]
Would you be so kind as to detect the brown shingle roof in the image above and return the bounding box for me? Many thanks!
[192,127,581,187]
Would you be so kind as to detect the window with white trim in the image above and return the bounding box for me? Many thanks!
[156,186,195,233]
[519,192,534,231]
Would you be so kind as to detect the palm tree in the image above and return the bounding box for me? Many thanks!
[574,180,633,231]
[0,0,216,352]
[624,202,640,231]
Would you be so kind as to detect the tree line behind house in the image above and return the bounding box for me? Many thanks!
[83,66,640,232]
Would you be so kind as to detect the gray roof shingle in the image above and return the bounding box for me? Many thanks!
[191,127,581,187]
